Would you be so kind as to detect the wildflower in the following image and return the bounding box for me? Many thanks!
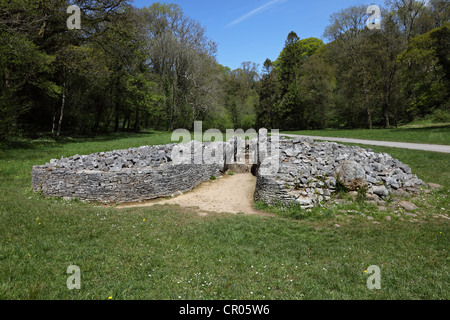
[108,296,113,300]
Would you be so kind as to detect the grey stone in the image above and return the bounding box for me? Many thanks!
[334,160,366,185]
[372,186,389,197]
[366,176,378,184]
[386,177,400,189]
[428,183,442,189]
[285,148,299,157]
[398,201,419,211]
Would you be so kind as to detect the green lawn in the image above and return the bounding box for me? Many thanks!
[0,132,449,300]
[283,124,450,145]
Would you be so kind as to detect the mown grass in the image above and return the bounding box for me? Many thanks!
[0,132,449,300]
[283,124,450,145]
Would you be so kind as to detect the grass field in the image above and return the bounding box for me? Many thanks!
[283,123,450,145]
[0,131,449,300]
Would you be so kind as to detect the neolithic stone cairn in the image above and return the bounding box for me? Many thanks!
[32,135,425,208]
[32,141,225,203]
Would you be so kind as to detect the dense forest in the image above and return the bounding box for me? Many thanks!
[0,0,449,140]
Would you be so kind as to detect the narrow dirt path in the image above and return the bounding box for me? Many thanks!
[117,173,268,216]
[277,133,450,153]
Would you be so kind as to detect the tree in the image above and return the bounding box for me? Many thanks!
[298,54,336,129]
[274,34,324,129]
[222,62,259,130]
[257,59,280,129]
[386,0,428,42]
[140,3,219,131]
[324,4,407,128]
[398,22,450,120]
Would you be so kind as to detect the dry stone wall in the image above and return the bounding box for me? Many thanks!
[32,142,225,203]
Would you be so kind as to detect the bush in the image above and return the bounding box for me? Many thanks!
[431,108,450,123]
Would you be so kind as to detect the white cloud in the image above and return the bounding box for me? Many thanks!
[226,0,287,28]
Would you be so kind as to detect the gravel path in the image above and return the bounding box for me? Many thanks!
[117,173,268,216]
[277,134,450,153]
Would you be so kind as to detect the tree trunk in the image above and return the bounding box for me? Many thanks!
[384,107,390,129]
[362,68,372,130]
[134,106,140,132]
[51,109,57,137]
[57,72,66,138]
[114,103,120,132]
[367,110,373,130]
[169,82,175,131]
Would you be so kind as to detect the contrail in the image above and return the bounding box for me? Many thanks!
[226,0,287,28]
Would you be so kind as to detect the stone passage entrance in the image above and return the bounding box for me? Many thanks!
[117,173,265,216]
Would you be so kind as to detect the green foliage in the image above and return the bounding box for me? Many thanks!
[334,174,349,195]
[1,0,449,139]
[398,23,450,120]
[297,54,336,129]
[270,35,325,129]
[260,3,450,131]
[431,109,450,123]
[222,62,260,130]
[356,184,369,203]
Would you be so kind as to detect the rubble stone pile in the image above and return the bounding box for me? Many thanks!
[254,137,424,208]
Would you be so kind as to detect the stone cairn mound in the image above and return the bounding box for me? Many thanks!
[32,135,425,208]
[32,141,225,203]
[254,137,424,209]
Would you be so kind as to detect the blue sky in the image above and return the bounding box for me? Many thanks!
[132,0,381,71]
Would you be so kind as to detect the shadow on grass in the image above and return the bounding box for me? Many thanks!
[0,131,168,151]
